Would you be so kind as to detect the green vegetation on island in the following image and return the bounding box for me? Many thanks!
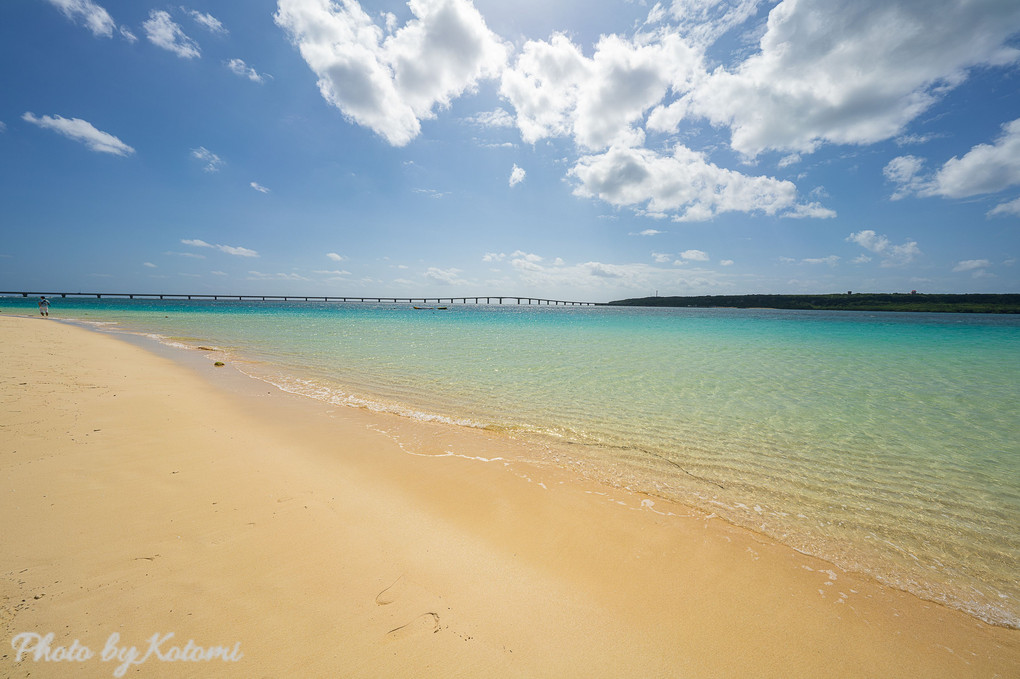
[607,293,1020,314]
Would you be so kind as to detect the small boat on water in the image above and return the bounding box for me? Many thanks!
[413,306,448,310]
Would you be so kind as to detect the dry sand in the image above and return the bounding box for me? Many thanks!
[1,314,1017,677]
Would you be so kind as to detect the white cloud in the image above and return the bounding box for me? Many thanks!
[0,121,6,133]
[679,0,1020,157]
[883,154,927,200]
[466,108,515,128]
[424,266,468,285]
[312,269,352,276]
[501,31,701,151]
[227,58,268,83]
[511,250,543,263]
[647,0,764,49]
[719,259,734,266]
[119,26,137,43]
[509,163,526,187]
[211,270,227,276]
[191,147,224,172]
[22,112,134,156]
[846,230,920,267]
[46,0,116,38]
[326,252,346,262]
[931,118,1020,199]
[569,143,824,222]
[186,9,227,35]
[248,271,310,281]
[275,0,509,146]
[885,119,1020,202]
[988,196,1020,218]
[679,249,709,261]
[638,229,663,236]
[181,239,259,257]
[651,252,672,263]
[143,262,156,268]
[144,10,200,59]
[952,259,991,273]
[482,252,506,262]
[250,181,271,193]
[802,255,840,266]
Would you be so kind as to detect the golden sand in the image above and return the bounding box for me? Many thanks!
[1,315,1017,677]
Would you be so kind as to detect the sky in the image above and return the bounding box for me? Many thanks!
[1,0,1018,302]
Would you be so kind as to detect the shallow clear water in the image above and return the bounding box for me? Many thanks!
[6,297,1018,627]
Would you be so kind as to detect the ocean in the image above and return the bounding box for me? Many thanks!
[4,296,1017,628]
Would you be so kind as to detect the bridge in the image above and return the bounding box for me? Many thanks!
[0,291,599,306]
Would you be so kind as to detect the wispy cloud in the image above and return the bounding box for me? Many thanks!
[22,112,134,156]
[181,238,259,257]
[226,58,268,84]
[248,271,309,281]
[250,181,271,193]
[191,146,224,172]
[144,10,200,59]
[45,0,115,38]
[326,252,345,262]
[186,9,227,35]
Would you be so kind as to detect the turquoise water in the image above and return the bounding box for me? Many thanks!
[5,297,1018,627]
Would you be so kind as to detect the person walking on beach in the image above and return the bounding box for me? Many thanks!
[38,296,50,317]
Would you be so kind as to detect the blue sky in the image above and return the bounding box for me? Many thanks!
[1,0,1018,301]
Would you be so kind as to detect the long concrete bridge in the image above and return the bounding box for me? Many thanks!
[0,291,599,306]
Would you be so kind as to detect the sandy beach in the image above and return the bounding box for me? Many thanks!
[1,314,1017,678]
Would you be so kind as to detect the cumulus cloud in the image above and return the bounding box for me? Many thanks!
[679,249,709,261]
[988,196,1020,218]
[191,146,224,172]
[931,119,1020,199]
[883,154,927,200]
[568,143,824,222]
[885,119,1020,201]
[501,31,701,151]
[952,259,991,273]
[509,163,526,187]
[182,238,259,257]
[46,0,116,38]
[275,0,509,146]
[22,112,134,156]
[226,58,268,83]
[326,252,346,262]
[846,230,920,267]
[144,10,200,59]
[677,0,1020,157]
[424,266,468,285]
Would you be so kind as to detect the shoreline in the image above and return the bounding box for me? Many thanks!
[2,314,1018,676]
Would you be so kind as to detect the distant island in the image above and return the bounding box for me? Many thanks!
[607,293,1020,314]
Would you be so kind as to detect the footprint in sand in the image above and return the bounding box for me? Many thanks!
[386,612,440,639]
[375,575,404,606]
